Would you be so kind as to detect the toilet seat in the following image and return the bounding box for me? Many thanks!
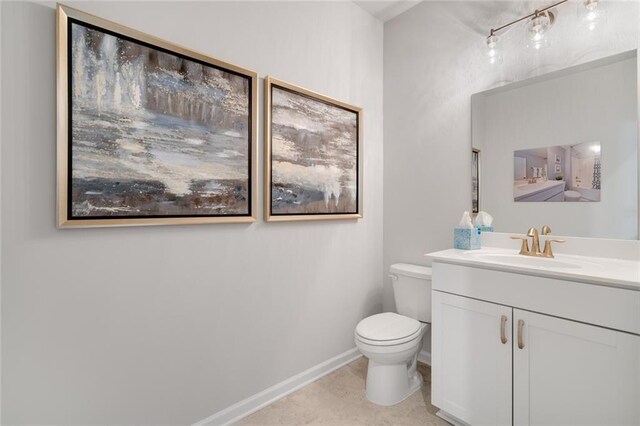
[565,190,581,201]
[355,313,422,346]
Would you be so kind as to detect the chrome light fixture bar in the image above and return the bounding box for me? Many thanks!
[487,0,568,40]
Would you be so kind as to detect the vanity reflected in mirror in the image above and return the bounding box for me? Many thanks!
[472,50,638,239]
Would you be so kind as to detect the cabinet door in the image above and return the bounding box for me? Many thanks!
[514,310,640,425]
[432,291,512,425]
[545,191,564,202]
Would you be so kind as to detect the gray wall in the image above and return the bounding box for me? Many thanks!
[1,2,383,424]
[517,153,547,179]
[383,1,639,345]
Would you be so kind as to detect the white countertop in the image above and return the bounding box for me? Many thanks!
[513,179,565,201]
[426,247,640,291]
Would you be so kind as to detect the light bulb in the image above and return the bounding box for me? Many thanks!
[526,11,554,51]
[584,0,599,12]
[528,12,552,43]
[582,0,601,31]
[486,34,502,65]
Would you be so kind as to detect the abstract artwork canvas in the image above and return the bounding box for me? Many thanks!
[264,77,362,221]
[57,5,257,228]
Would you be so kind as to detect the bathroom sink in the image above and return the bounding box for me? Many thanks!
[463,251,586,270]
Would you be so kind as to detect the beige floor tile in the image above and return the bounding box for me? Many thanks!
[236,357,449,426]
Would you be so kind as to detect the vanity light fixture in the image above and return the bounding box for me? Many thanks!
[486,0,603,63]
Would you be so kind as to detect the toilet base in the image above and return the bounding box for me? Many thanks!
[365,358,424,406]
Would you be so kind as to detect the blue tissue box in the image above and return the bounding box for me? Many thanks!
[454,227,481,250]
[478,225,494,233]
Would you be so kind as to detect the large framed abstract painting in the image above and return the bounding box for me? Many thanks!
[264,77,363,222]
[56,5,257,228]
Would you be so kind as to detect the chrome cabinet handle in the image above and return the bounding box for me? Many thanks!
[517,319,525,349]
[500,315,508,344]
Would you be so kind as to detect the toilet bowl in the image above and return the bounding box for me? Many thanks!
[355,312,429,405]
[564,190,581,201]
[354,264,432,406]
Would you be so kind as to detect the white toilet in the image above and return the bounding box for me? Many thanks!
[564,190,582,201]
[354,263,432,406]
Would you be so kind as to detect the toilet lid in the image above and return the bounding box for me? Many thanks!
[355,312,421,342]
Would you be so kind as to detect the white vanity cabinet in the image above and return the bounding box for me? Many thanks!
[430,261,640,426]
[432,292,512,425]
[513,310,640,425]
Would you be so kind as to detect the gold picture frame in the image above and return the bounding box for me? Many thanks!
[57,4,258,228]
[264,76,363,222]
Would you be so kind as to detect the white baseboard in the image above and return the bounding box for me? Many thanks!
[417,349,431,366]
[193,348,362,426]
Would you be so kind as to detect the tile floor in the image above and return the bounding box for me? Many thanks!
[236,357,449,425]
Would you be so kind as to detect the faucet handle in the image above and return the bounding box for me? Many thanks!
[541,225,552,235]
[510,236,530,255]
[542,239,565,258]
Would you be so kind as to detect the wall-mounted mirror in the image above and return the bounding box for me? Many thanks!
[472,50,638,240]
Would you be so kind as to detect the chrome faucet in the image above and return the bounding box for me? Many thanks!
[511,225,565,258]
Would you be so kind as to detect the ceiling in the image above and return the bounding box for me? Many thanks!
[516,147,548,158]
[354,1,565,28]
[354,1,422,22]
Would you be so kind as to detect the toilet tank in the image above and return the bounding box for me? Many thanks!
[390,263,432,323]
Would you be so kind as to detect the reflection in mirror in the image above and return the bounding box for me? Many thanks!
[513,142,601,202]
[472,50,638,239]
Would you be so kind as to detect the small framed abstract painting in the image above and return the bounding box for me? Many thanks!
[56,5,258,228]
[264,77,363,221]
